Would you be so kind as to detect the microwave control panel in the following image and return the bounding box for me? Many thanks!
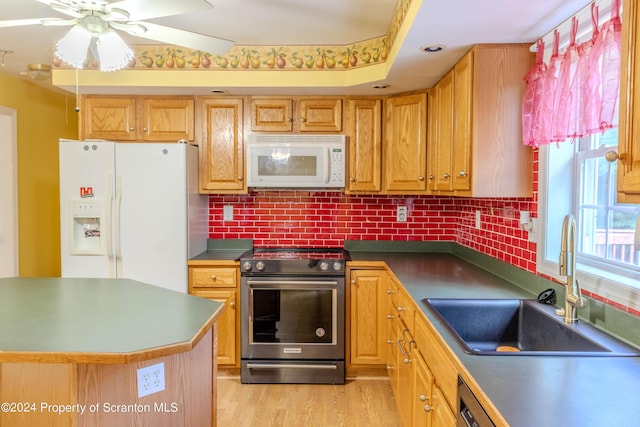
[330,147,345,185]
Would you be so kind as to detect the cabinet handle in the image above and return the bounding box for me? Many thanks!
[229,301,236,308]
[386,365,394,371]
[386,314,398,319]
[418,176,425,181]
[429,175,434,180]
[238,176,244,181]
[386,339,394,344]
[287,117,293,123]
[386,289,394,294]
[301,117,307,123]
[459,170,467,176]
[605,150,624,162]
[350,177,356,182]
[211,275,217,280]
[443,173,450,179]
[143,127,148,132]
[129,127,135,131]
[351,279,356,285]
[397,306,405,312]
[423,404,432,412]
[419,394,427,402]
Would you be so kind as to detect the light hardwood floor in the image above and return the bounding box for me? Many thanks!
[217,376,402,427]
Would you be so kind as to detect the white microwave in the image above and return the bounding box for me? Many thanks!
[246,134,346,189]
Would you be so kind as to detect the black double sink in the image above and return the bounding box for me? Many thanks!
[422,298,640,356]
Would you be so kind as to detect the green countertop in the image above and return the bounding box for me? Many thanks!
[0,277,223,364]
[348,247,640,427]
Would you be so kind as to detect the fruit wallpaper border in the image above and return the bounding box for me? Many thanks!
[53,0,413,71]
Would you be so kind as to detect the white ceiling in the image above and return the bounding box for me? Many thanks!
[0,0,593,95]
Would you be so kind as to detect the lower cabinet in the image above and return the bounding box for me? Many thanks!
[387,279,457,427]
[349,268,389,366]
[188,264,240,368]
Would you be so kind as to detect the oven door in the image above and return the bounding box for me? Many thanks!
[241,276,345,360]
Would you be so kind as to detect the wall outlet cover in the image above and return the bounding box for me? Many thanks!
[137,362,165,398]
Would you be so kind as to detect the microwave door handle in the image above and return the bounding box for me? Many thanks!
[324,147,331,184]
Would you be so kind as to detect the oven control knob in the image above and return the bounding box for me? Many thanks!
[332,261,343,271]
[256,261,265,271]
[319,261,329,271]
[242,262,252,271]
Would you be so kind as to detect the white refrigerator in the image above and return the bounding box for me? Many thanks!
[59,139,207,293]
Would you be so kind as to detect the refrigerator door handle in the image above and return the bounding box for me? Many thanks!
[107,173,115,278]
[114,175,123,277]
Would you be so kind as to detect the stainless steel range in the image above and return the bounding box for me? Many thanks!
[240,248,348,384]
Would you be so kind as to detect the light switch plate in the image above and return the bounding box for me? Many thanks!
[223,205,234,221]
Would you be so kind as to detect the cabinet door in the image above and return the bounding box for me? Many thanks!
[433,71,454,191]
[141,98,194,141]
[250,98,293,131]
[396,322,414,427]
[350,269,388,365]
[199,98,245,192]
[347,99,382,192]
[432,385,456,427]
[384,93,428,192]
[190,289,238,366]
[82,97,137,141]
[413,352,435,427]
[299,99,342,132]
[618,0,640,202]
[452,51,473,191]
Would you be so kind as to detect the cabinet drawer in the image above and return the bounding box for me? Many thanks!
[190,268,237,288]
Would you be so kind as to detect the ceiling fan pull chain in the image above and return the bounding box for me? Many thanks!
[75,67,80,113]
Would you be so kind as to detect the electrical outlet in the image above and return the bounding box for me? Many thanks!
[137,362,165,398]
[397,206,407,222]
[475,210,481,229]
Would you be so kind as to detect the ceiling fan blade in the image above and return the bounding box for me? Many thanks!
[36,0,84,18]
[129,21,234,55]
[109,0,212,21]
[0,18,52,28]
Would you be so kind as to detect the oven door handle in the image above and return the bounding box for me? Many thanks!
[246,280,339,287]
[246,363,338,370]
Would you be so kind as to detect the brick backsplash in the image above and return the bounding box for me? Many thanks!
[209,151,539,271]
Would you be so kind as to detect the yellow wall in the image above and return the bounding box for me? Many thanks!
[0,72,78,277]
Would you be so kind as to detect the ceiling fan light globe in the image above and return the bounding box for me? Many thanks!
[96,29,133,72]
[55,25,92,68]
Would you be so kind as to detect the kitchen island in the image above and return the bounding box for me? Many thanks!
[0,277,223,427]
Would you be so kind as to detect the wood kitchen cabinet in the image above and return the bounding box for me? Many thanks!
[189,264,240,368]
[250,96,342,132]
[80,95,195,142]
[348,268,389,366]
[383,93,428,193]
[427,44,533,197]
[198,97,246,193]
[617,0,640,202]
[346,98,382,192]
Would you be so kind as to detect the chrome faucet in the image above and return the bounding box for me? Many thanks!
[556,214,587,322]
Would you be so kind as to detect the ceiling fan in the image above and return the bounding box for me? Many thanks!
[0,0,234,70]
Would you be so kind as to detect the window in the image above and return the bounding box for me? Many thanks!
[538,129,640,312]
[576,129,640,271]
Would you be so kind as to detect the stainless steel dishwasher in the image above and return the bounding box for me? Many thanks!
[458,376,495,427]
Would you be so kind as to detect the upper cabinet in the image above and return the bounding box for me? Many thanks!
[198,97,246,193]
[249,97,342,132]
[617,0,640,202]
[80,96,195,142]
[346,98,382,192]
[427,44,534,197]
[383,93,428,193]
